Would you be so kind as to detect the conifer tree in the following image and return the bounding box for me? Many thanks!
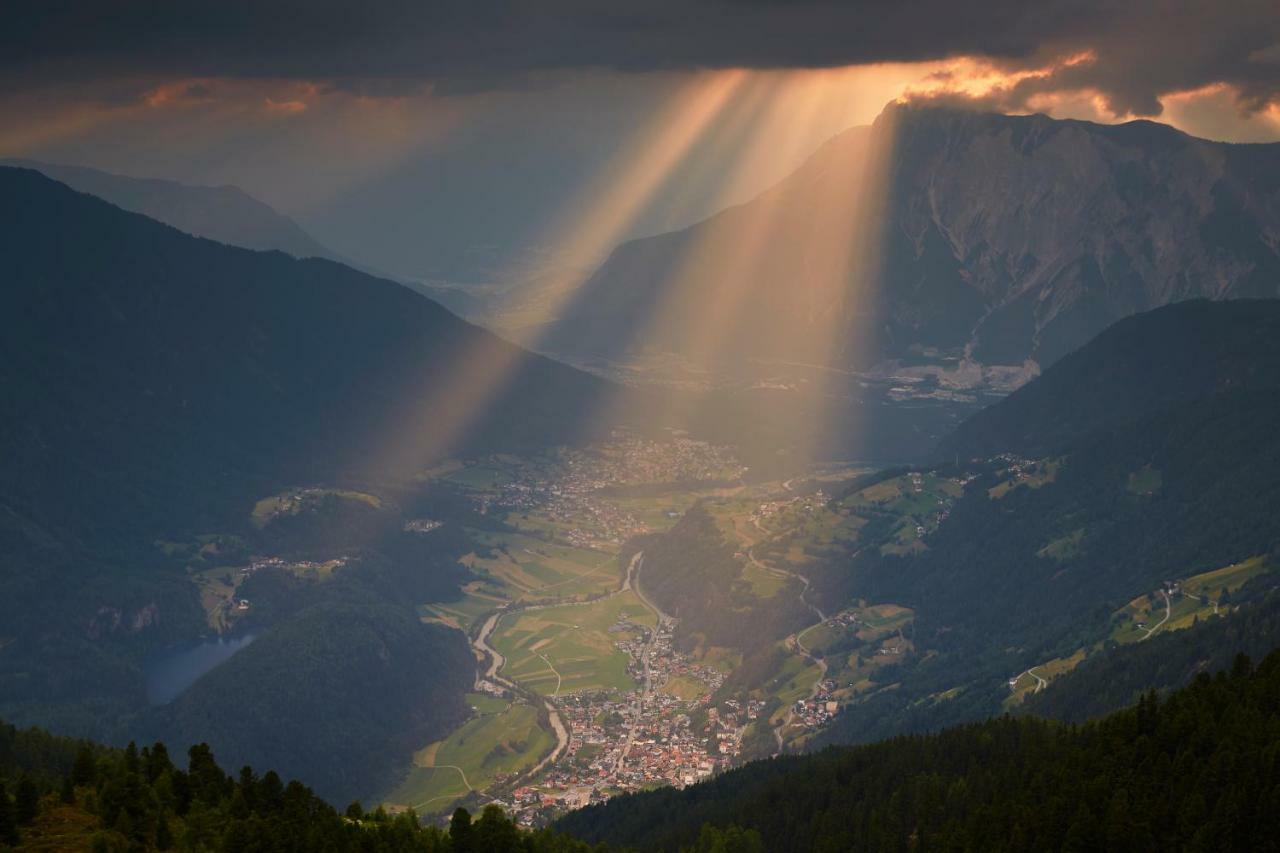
[14,774,38,825]
[0,781,18,846]
[72,744,97,787]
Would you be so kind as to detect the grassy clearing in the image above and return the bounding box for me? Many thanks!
[609,492,708,532]
[740,559,789,598]
[881,520,928,556]
[422,580,510,632]
[1038,529,1086,562]
[761,653,823,724]
[1110,592,1164,644]
[988,459,1060,500]
[491,592,656,695]
[1004,649,1086,707]
[694,645,742,674]
[250,488,382,528]
[1183,556,1270,599]
[443,465,515,491]
[383,696,552,814]
[1110,556,1270,644]
[856,605,913,642]
[661,674,710,700]
[191,566,240,631]
[1126,465,1163,495]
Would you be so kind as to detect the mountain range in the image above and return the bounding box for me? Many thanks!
[541,105,1280,388]
[5,107,1280,831]
[0,159,334,261]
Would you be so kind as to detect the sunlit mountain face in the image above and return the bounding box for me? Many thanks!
[4,3,1280,847]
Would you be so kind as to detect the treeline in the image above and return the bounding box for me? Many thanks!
[559,649,1280,852]
[0,720,601,852]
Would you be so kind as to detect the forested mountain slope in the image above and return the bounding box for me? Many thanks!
[938,299,1280,460]
[808,300,1280,744]
[0,166,612,799]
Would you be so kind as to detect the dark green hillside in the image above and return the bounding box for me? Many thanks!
[147,592,473,803]
[559,649,1280,852]
[637,506,810,654]
[1023,582,1280,723]
[866,387,1280,659]
[0,166,611,795]
[0,165,605,557]
[939,299,1280,460]
[779,301,1280,747]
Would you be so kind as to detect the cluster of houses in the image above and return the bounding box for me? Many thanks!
[501,618,748,827]
[403,518,443,535]
[792,679,841,728]
[464,436,747,548]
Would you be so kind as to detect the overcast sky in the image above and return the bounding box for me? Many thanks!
[5,1,1280,280]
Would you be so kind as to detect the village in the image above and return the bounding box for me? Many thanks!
[499,617,762,827]
[466,432,749,548]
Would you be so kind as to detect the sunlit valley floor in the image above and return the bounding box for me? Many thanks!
[159,403,1277,829]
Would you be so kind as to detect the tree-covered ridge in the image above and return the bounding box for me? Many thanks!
[1022,585,1280,722]
[808,338,1280,746]
[635,505,810,655]
[0,164,609,752]
[558,648,1280,852]
[938,299,1280,462]
[0,721,600,852]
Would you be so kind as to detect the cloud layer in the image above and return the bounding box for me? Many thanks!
[7,1,1280,118]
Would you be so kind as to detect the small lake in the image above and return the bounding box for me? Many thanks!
[145,633,256,705]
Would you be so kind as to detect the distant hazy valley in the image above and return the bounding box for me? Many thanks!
[4,104,1280,848]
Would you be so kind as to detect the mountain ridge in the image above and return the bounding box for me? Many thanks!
[540,105,1280,383]
[0,166,614,795]
[0,158,333,260]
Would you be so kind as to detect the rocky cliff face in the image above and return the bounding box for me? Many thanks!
[542,105,1280,383]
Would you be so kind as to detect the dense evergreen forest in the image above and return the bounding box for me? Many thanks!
[0,721,601,852]
[938,299,1280,461]
[559,648,1280,851]
[636,506,811,654]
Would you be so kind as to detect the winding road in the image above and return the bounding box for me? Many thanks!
[1141,590,1172,640]
[746,543,830,754]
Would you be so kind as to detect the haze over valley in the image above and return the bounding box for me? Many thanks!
[4,4,1280,851]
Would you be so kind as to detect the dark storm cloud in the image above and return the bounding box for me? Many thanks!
[5,0,1280,115]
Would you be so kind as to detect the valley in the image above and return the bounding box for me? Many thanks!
[374,431,1258,828]
[365,418,1278,825]
[302,437,958,823]
[7,9,1280,847]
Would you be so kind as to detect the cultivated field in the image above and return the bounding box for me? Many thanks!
[491,592,657,695]
[383,694,553,814]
